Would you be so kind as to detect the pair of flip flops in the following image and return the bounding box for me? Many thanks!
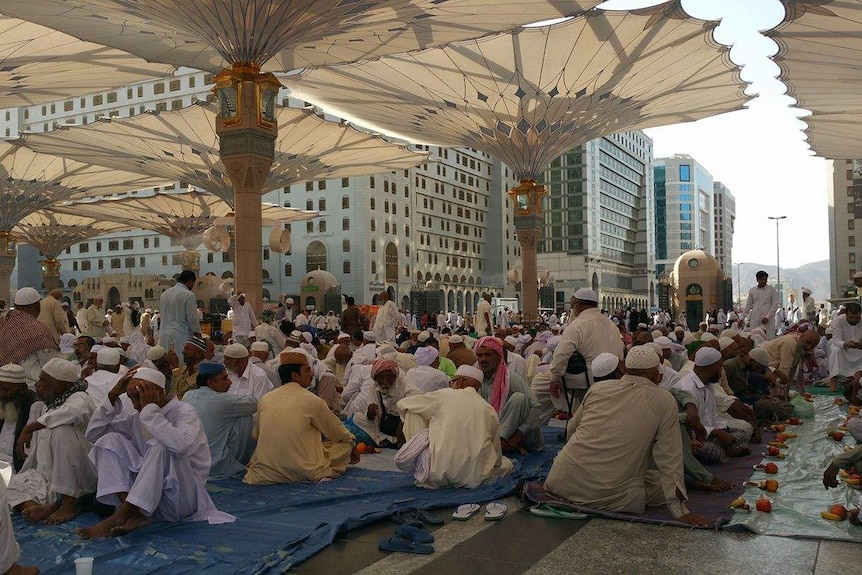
[391,508,444,526]
[452,502,508,521]
[379,523,436,554]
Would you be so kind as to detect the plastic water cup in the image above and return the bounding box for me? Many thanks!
[74,557,94,575]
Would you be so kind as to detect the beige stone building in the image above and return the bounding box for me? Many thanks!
[668,249,732,330]
[827,159,862,298]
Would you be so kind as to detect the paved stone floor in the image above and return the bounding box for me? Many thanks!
[292,496,859,575]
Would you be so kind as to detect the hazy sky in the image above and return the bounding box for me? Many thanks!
[606,0,828,269]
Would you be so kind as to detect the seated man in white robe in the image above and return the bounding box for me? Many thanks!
[84,347,128,407]
[0,364,39,473]
[545,347,710,527]
[396,365,513,488]
[248,341,281,389]
[223,343,274,400]
[8,358,96,525]
[183,362,257,478]
[404,347,450,396]
[79,367,233,539]
[343,358,407,449]
[244,352,357,485]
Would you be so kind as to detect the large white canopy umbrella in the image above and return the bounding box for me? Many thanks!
[0,141,168,299]
[768,0,862,158]
[3,0,604,315]
[289,1,750,320]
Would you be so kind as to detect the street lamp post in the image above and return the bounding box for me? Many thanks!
[768,216,787,305]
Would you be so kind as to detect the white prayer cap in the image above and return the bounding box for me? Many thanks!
[651,330,663,339]
[749,348,770,368]
[645,342,663,355]
[224,343,249,358]
[145,308,152,314]
[119,336,131,344]
[377,344,397,358]
[285,297,294,304]
[250,341,269,353]
[301,332,313,343]
[147,346,166,361]
[414,346,439,366]
[681,333,696,346]
[612,316,620,325]
[13,287,40,306]
[591,353,620,378]
[102,336,117,345]
[336,332,351,341]
[802,287,811,295]
[61,301,69,308]
[0,364,26,384]
[42,358,79,383]
[363,331,377,342]
[504,335,518,347]
[700,333,718,342]
[825,326,834,336]
[573,288,598,302]
[517,334,532,344]
[455,365,484,385]
[463,336,477,348]
[449,335,464,344]
[720,329,737,339]
[625,346,659,370]
[854,271,862,279]
[654,336,673,350]
[90,344,104,354]
[738,331,751,340]
[134,367,166,389]
[674,325,685,332]
[637,323,647,329]
[694,347,722,367]
[718,337,736,351]
[550,324,561,331]
[417,331,431,343]
[96,347,121,366]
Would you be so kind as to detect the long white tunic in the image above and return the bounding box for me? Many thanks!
[474,299,493,335]
[673,371,726,436]
[744,285,780,337]
[86,394,232,524]
[404,366,450,396]
[373,300,400,343]
[549,308,624,384]
[158,283,201,360]
[228,296,258,338]
[829,313,862,376]
[397,387,512,489]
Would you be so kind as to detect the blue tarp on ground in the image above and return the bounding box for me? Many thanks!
[17,429,563,574]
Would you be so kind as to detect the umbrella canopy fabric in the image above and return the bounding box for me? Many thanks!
[13,210,132,258]
[0,140,169,230]
[20,101,427,207]
[0,15,177,108]
[769,0,862,158]
[2,0,603,72]
[52,189,317,250]
[289,1,750,180]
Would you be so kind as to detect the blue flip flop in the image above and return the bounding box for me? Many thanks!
[415,509,444,525]
[395,524,435,543]
[378,535,435,554]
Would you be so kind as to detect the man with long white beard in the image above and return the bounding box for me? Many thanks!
[223,344,273,399]
[0,364,37,472]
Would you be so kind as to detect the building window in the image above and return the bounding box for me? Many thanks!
[81,261,91,271]
[162,255,168,266]
[342,178,349,187]
[306,221,314,233]
[343,260,351,274]
[263,248,270,261]
[154,82,165,94]
[342,196,349,209]
[319,220,327,232]
[123,239,134,250]
[95,241,102,252]
[679,164,691,182]
[144,238,149,248]
[343,239,350,252]
[371,239,376,253]
[79,243,89,253]
[169,79,181,91]
[342,217,350,231]
[306,241,328,272]
[72,261,78,271]
[306,181,313,191]
[371,260,377,274]
[207,253,214,263]
[111,258,121,269]
[370,176,375,188]
[154,238,160,248]
[319,198,326,211]
[851,253,857,265]
[107,92,117,103]
[306,199,313,210]
[108,240,118,251]
[370,218,376,231]
[125,257,135,268]
[370,197,376,210]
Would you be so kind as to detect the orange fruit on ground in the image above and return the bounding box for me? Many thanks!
[356,442,367,454]
[831,505,848,520]
[763,479,779,492]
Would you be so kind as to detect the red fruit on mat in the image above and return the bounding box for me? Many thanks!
[764,463,779,474]
[756,497,772,513]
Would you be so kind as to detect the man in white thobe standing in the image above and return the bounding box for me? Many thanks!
[37,289,70,345]
[744,270,780,339]
[80,367,233,539]
[158,270,201,366]
[228,292,258,346]
[373,291,400,343]
[474,293,493,337]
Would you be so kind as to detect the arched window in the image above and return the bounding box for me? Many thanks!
[371,260,377,274]
[342,239,350,252]
[385,243,398,282]
[342,196,349,209]
[221,271,234,279]
[342,217,350,231]
[343,260,351,274]
[306,241,328,272]
[319,220,327,232]
[370,197,376,210]
[370,218,376,231]
[262,269,270,279]
[319,198,326,211]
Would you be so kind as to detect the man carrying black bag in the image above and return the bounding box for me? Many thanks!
[533,288,625,425]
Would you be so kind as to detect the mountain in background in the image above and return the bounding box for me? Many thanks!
[733,260,831,308]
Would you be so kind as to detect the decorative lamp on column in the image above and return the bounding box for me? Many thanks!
[507,179,548,325]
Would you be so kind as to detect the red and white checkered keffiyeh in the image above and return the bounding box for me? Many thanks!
[474,336,509,415]
[0,309,58,366]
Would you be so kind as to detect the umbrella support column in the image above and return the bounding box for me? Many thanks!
[509,180,547,326]
[0,232,17,303]
[41,258,62,293]
[214,63,282,318]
